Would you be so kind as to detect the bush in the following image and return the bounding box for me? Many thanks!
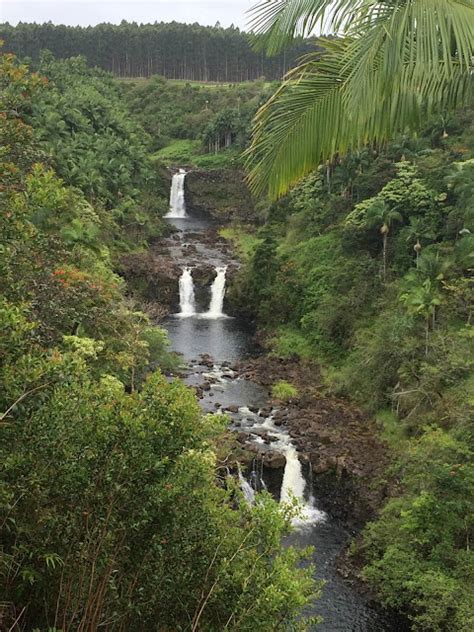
[271,380,299,401]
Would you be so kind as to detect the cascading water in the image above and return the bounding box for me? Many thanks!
[279,444,324,526]
[203,266,227,318]
[163,202,398,632]
[238,465,256,504]
[280,445,306,503]
[255,414,325,527]
[165,169,187,218]
[178,267,196,317]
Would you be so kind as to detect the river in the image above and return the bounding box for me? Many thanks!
[162,171,399,631]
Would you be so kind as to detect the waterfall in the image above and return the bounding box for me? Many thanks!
[280,445,306,503]
[280,444,325,527]
[238,466,256,504]
[203,266,227,318]
[178,267,196,316]
[165,169,187,218]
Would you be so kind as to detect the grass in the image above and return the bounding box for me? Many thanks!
[270,326,314,361]
[152,140,243,169]
[115,76,272,89]
[271,380,299,402]
[151,139,201,165]
[219,226,262,260]
[194,148,242,169]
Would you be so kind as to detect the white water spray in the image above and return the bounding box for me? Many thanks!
[203,266,227,318]
[178,267,196,316]
[238,466,256,504]
[246,413,325,528]
[280,445,306,503]
[165,169,187,218]
[280,444,325,527]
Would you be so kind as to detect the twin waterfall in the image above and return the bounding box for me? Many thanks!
[178,266,227,318]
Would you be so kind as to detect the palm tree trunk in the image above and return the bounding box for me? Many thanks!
[425,319,429,357]
[382,233,387,281]
[326,162,331,194]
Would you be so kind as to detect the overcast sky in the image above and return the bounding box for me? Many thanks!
[1,1,256,30]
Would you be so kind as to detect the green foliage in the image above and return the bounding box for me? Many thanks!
[1,368,318,630]
[0,49,320,631]
[247,0,474,197]
[271,380,299,401]
[361,429,474,631]
[219,226,262,261]
[152,138,202,164]
[237,100,474,627]
[24,54,168,245]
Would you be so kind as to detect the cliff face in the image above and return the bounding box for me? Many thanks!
[185,169,255,223]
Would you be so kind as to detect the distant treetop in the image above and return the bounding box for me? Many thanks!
[0,21,316,82]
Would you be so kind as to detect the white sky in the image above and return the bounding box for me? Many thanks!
[0,0,256,30]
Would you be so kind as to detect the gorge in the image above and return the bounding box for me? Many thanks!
[161,169,400,631]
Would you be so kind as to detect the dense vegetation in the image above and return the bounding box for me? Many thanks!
[239,5,474,626]
[2,4,473,629]
[0,21,314,81]
[0,50,319,630]
[122,76,272,167]
[233,106,474,630]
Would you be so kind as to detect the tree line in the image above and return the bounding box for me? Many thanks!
[0,21,315,81]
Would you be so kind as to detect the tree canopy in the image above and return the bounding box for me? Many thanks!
[0,20,314,82]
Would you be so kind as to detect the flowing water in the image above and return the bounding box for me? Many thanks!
[203,266,227,318]
[178,267,196,316]
[165,169,187,218]
[163,179,401,631]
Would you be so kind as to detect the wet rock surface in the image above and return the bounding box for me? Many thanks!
[186,169,255,222]
[237,355,391,528]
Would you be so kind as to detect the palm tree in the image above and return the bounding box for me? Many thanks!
[400,278,442,356]
[366,200,402,280]
[246,0,474,198]
[404,217,433,268]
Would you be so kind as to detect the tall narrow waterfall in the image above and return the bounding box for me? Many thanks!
[165,169,187,218]
[178,267,196,316]
[204,266,227,318]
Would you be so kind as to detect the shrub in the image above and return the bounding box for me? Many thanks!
[271,380,299,401]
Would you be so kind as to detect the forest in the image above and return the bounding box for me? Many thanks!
[1,1,474,630]
[0,21,314,81]
[0,50,317,630]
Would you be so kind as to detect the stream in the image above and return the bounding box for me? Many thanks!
[162,171,399,631]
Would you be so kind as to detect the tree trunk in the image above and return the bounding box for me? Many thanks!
[382,233,387,281]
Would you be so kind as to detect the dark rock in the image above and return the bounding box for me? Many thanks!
[263,452,287,469]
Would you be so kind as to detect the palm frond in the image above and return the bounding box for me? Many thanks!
[247,0,363,53]
[246,0,474,198]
